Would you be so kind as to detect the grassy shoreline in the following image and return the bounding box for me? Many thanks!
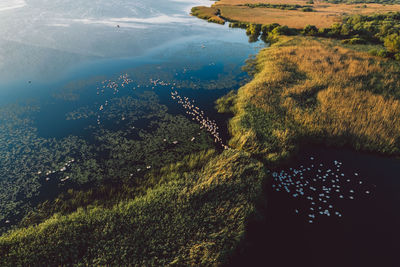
[218,36,400,163]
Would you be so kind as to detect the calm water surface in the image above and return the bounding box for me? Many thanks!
[230,146,400,267]
[0,0,262,138]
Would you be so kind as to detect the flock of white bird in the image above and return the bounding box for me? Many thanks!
[96,74,134,124]
[94,72,228,149]
[272,157,374,224]
[37,158,75,183]
[171,91,228,149]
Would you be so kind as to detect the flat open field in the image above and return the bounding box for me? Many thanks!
[203,0,400,28]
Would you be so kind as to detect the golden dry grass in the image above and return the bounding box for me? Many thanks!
[228,37,400,159]
[211,0,400,28]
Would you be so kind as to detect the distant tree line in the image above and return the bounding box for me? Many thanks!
[231,12,400,59]
[241,3,312,10]
[325,0,400,4]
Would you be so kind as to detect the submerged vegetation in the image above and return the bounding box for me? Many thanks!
[0,103,95,230]
[0,150,265,266]
[0,92,214,234]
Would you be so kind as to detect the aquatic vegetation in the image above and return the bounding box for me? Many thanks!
[0,150,265,266]
[0,103,96,230]
[53,76,106,101]
[0,89,217,233]
[124,63,248,91]
[18,149,220,228]
[0,59,244,231]
[93,111,214,184]
[96,91,169,125]
[66,107,96,120]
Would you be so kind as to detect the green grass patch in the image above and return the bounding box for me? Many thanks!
[0,150,266,266]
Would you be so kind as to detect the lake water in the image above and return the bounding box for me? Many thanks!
[0,0,263,228]
[0,0,261,100]
[229,145,400,267]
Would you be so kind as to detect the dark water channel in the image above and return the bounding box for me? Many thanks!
[230,145,400,267]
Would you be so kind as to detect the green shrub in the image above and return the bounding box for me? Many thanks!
[301,7,314,12]
[261,23,280,35]
[271,25,297,36]
[246,24,262,36]
[377,49,390,57]
[229,21,249,29]
[302,25,319,36]
[384,33,400,53]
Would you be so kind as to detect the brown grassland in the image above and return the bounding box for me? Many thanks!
[195,0,400,28]
[219,37,400,162]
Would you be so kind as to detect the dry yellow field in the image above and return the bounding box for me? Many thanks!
[203,0,400,28]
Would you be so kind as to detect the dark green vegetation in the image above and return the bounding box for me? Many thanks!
[320,12,400,58]
[228,21,295,43]
[0,150,265,266]
[0,103,94,229]
[229,12,400,61]
[301,7,314,12]
[241,3,308,10]
[0,92,214,233]
[325,0,400,4]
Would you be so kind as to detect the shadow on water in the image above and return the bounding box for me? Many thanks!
[227,145,400,267]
